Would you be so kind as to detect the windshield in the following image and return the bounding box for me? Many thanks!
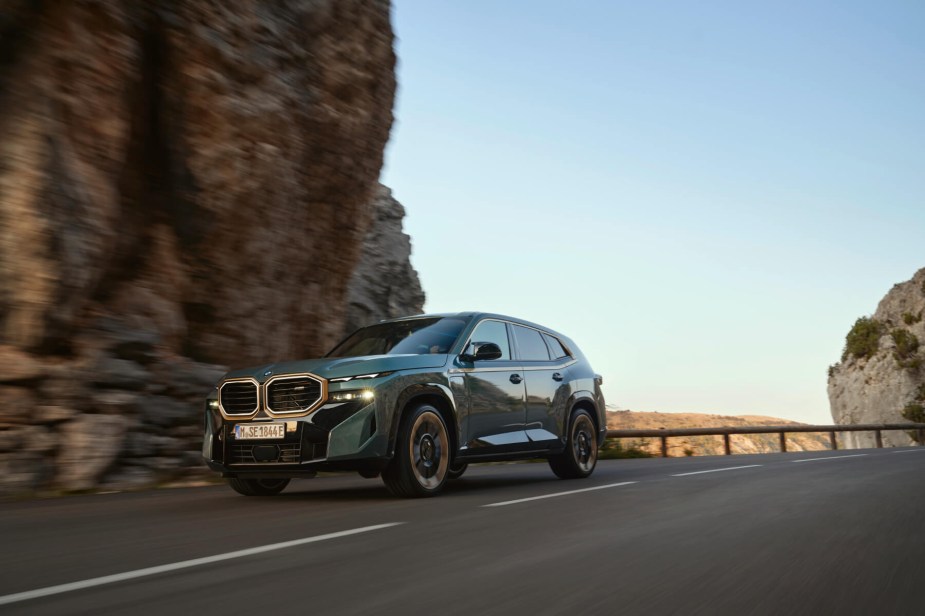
[327,317,469,358]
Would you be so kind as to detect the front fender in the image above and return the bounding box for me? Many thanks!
[387,383,458,457]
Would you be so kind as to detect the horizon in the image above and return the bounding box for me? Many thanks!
[382,1,925,424]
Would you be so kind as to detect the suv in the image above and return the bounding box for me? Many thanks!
[203,312,606,497]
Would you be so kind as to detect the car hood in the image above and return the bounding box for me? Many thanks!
[221,354,450,383]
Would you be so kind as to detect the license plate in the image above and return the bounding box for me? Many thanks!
[234,423,285,440]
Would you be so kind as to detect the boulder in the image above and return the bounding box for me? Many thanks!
[0,386,38,424]
[0,346,44,383]
[138,395,196,429]
[55,415,128,491]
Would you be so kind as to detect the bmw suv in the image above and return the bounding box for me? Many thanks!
[203,312,606,497]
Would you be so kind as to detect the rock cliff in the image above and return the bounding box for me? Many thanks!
[0,0,401,494]
[343,184,425,337]
[828,268,925,447]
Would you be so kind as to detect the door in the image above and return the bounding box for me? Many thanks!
[459,319,529,453]
[512,325,573,446]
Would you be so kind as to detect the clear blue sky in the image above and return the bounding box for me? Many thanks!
[381,1,925,423]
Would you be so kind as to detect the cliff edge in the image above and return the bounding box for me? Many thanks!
[828,268,925,447]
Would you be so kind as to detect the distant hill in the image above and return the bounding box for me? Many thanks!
[606,410,830,457]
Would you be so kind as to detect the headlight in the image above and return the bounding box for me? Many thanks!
[207,399,220,411]
[330,390,375,403]
[329,371,394,383]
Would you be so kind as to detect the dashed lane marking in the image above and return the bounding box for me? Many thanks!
[482,481,638,507]
[792,454,868,463]
[890,449,925,454]
[0,523,404,607]
[671,465,762,477]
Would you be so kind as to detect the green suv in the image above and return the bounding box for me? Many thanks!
[203,312,606,497]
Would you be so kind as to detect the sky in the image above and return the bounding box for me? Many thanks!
[380,1,925,424]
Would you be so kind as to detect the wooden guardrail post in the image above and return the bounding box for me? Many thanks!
[875,430,883,448]
[829,431,838,450]
[660,435,668,458]
[779,432,787,452]
[723,433,731,455]
[918,428,924,446]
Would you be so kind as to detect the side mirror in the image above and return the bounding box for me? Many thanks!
[461,342,502,362]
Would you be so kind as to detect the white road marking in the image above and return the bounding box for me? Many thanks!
[891,449,925,454]
[0,523,403,607]
[671,465,762,477]
[792,454,868,463]
[482,481,637,507]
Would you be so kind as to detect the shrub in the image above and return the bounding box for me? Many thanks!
[828,364,838,379]
[914,383,925,402]
[902,403,925,423]
[683,447,695,457]
[891,329,921,370]
[599,439,653,459]
[902,311,922,326]
[892,328,919,356]
[842,317,884,362]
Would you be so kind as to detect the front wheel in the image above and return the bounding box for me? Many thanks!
[227,477,290,496]
[382,403,450,497]
[447,461,468,480]
[548,409,598,479]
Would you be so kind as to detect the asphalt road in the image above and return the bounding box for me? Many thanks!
[1,448,924,615]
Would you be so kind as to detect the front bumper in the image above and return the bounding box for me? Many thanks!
[202,398,391,476]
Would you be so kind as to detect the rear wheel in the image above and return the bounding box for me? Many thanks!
[382,403,450,497]
[227,477,290,496]
[548,409,598,479]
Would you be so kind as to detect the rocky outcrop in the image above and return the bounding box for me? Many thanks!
[0,1,397,495]
[343,185,425,336]
[828,268,925,447]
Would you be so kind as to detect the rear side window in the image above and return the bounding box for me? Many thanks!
[468,320,511,360]
[512,325,551,361]
[543,334,570,360]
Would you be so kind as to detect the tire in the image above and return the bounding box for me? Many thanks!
[447,461,468,480]
[382,403,450,497]
[548,409,598,479]
[227,477,290,496]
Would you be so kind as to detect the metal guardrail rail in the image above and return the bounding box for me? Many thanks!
[605,423,925,457]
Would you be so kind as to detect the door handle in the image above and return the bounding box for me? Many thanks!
[509,374,523,384]
[552,372,563,382]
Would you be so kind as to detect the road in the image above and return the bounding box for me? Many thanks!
[1,448,924,615]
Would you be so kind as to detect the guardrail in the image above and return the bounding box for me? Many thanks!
[605,423,925,457]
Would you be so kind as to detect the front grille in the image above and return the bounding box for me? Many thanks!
[266,375,323,415]
[220,381,259,415]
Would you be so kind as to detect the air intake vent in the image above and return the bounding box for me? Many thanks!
[266,375,324,415]
[219,381,259,416]
[231,443,301,465]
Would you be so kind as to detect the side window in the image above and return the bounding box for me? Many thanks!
[512,325,551,361]
[543,333,570,360]
[468,320,511,360]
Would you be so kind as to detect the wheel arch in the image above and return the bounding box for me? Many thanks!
[567,390,603,442]
[387,383,459,457]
